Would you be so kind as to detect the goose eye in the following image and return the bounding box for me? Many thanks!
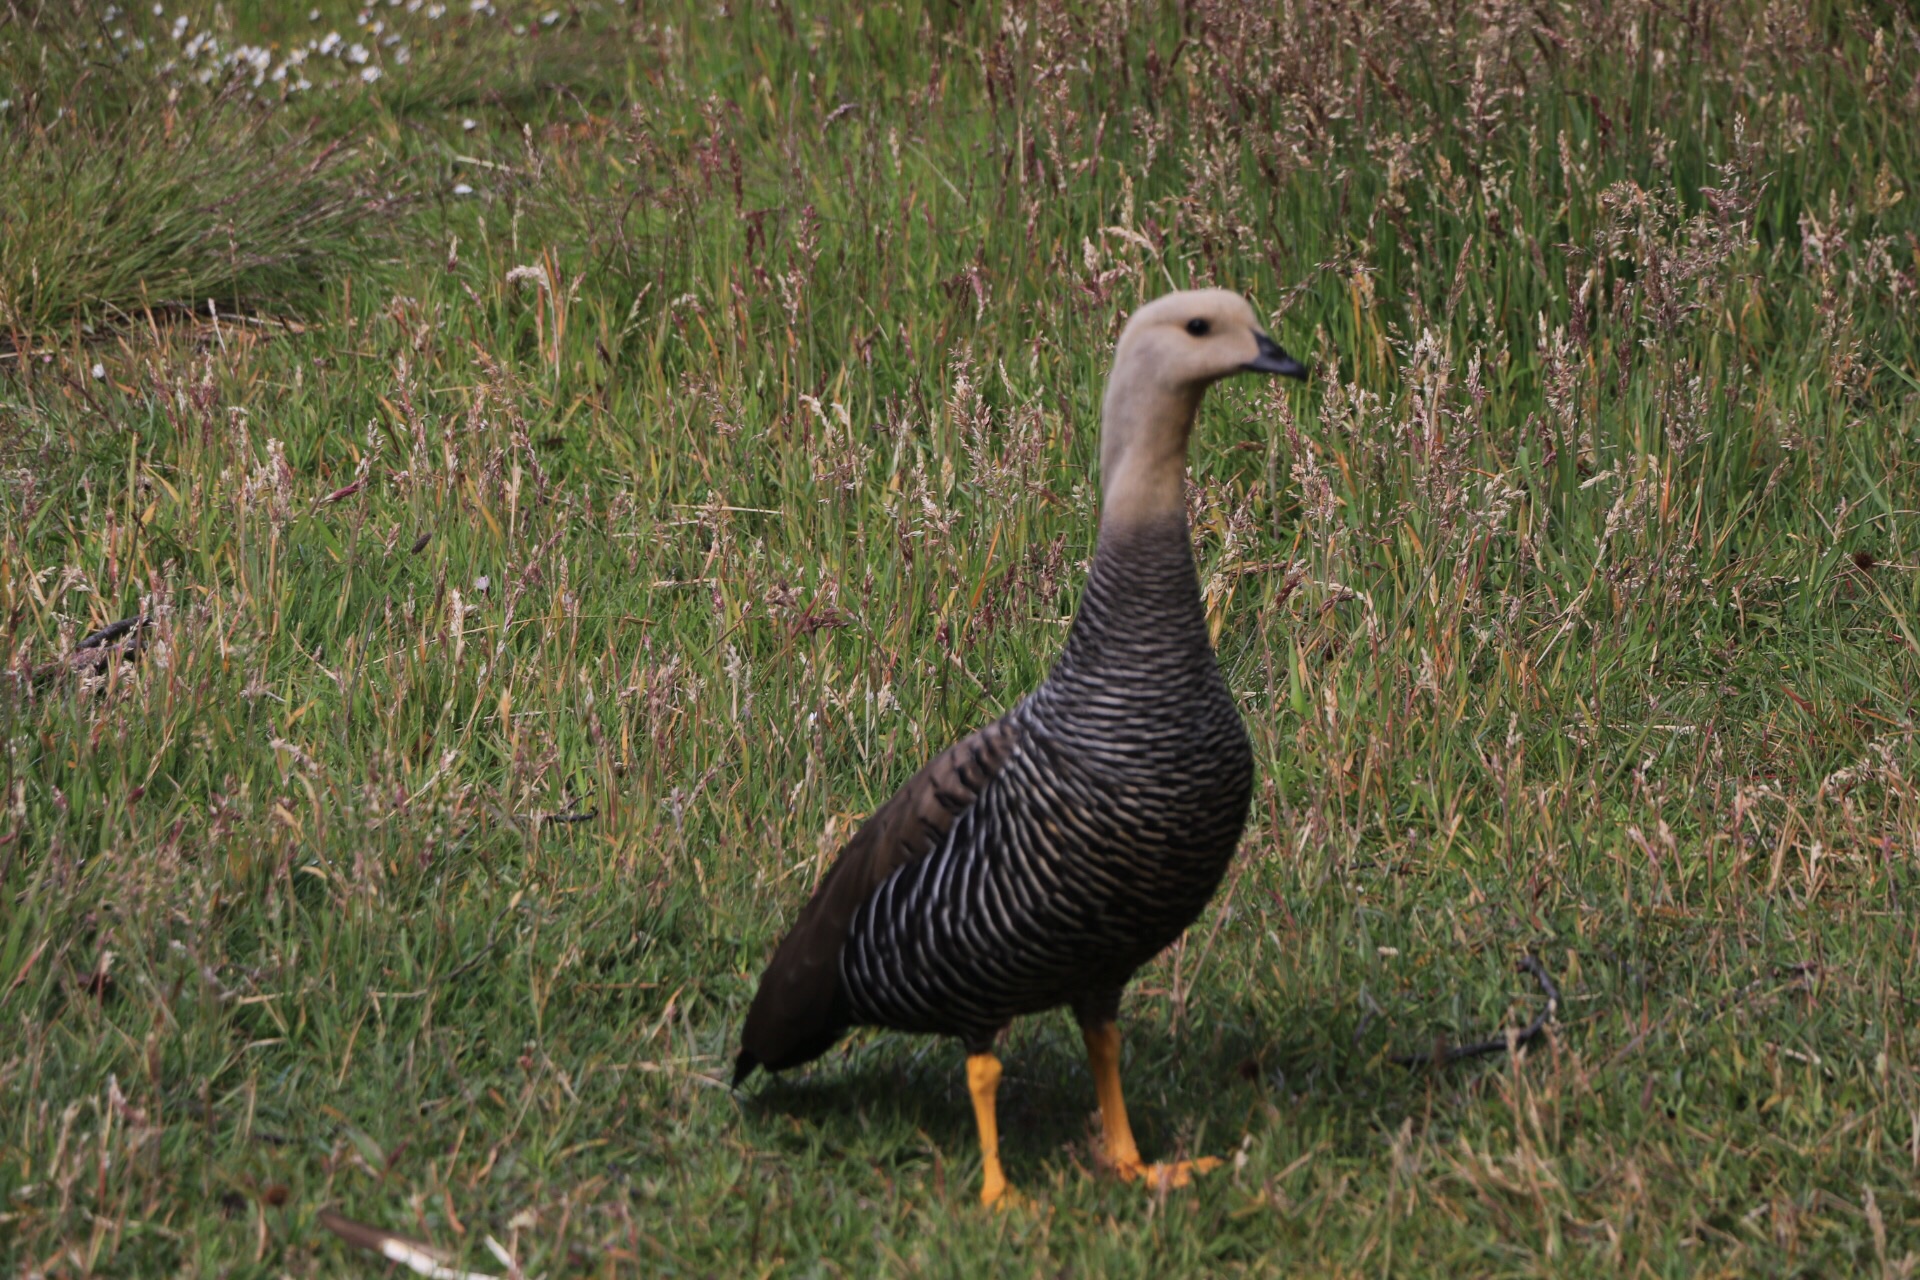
[1185,318,1211,337]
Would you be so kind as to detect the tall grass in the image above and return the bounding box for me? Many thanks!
[0,4,392,345]
[1,0,1917,1274]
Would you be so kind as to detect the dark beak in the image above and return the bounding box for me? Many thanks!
[1244,332,1309,379]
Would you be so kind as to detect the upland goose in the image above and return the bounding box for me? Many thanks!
[735,289,1308,1206]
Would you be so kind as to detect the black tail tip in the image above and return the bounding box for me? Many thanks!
[731,1049,758,1089]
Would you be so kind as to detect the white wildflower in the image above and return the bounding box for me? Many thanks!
[360,65,382,82]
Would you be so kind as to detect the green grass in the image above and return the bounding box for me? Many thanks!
[2,0,1919,1273]
[0,8,395,344]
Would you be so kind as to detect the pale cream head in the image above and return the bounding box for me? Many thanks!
[1098,288,1306,526]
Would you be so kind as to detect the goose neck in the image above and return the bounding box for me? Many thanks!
[1058,510,1209,672]
[1097,365,1200,526]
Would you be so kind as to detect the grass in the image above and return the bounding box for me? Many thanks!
[1,0,1918,1273]
[0,7,395,344]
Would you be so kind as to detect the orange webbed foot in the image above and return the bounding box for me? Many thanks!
[979,1175,1033,1211]
[1112,1155,1224,1191]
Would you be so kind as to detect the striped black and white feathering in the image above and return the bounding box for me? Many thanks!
[734,288,1308,1096]
[839,516,1253,1048]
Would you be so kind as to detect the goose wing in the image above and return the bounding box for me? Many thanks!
[734,714,1022,1082]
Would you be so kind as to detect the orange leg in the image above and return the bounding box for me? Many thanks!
[966,1053,1024,1208]
[1081,1022,1221,1190]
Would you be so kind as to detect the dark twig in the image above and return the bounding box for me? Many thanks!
[1392,954,1559,1069]
[540,806,598,826]
[533,774,598,826]
[6,615,153,692]
[76,614,148,651]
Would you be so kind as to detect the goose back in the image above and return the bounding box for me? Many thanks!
[734,716,1021,1080]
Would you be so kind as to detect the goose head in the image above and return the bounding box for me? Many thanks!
[1100,288,1308,524]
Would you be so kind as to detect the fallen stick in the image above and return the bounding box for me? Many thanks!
[318,1208,514,1280]
[1392,953,1559,1069]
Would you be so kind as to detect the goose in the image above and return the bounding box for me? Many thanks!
[734,288,1308,1206]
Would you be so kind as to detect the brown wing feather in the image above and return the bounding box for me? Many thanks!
[734,715,1021,1082]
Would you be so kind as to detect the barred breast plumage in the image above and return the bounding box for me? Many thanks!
[733,287,1309,1206]
[839,516,1253,1046]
